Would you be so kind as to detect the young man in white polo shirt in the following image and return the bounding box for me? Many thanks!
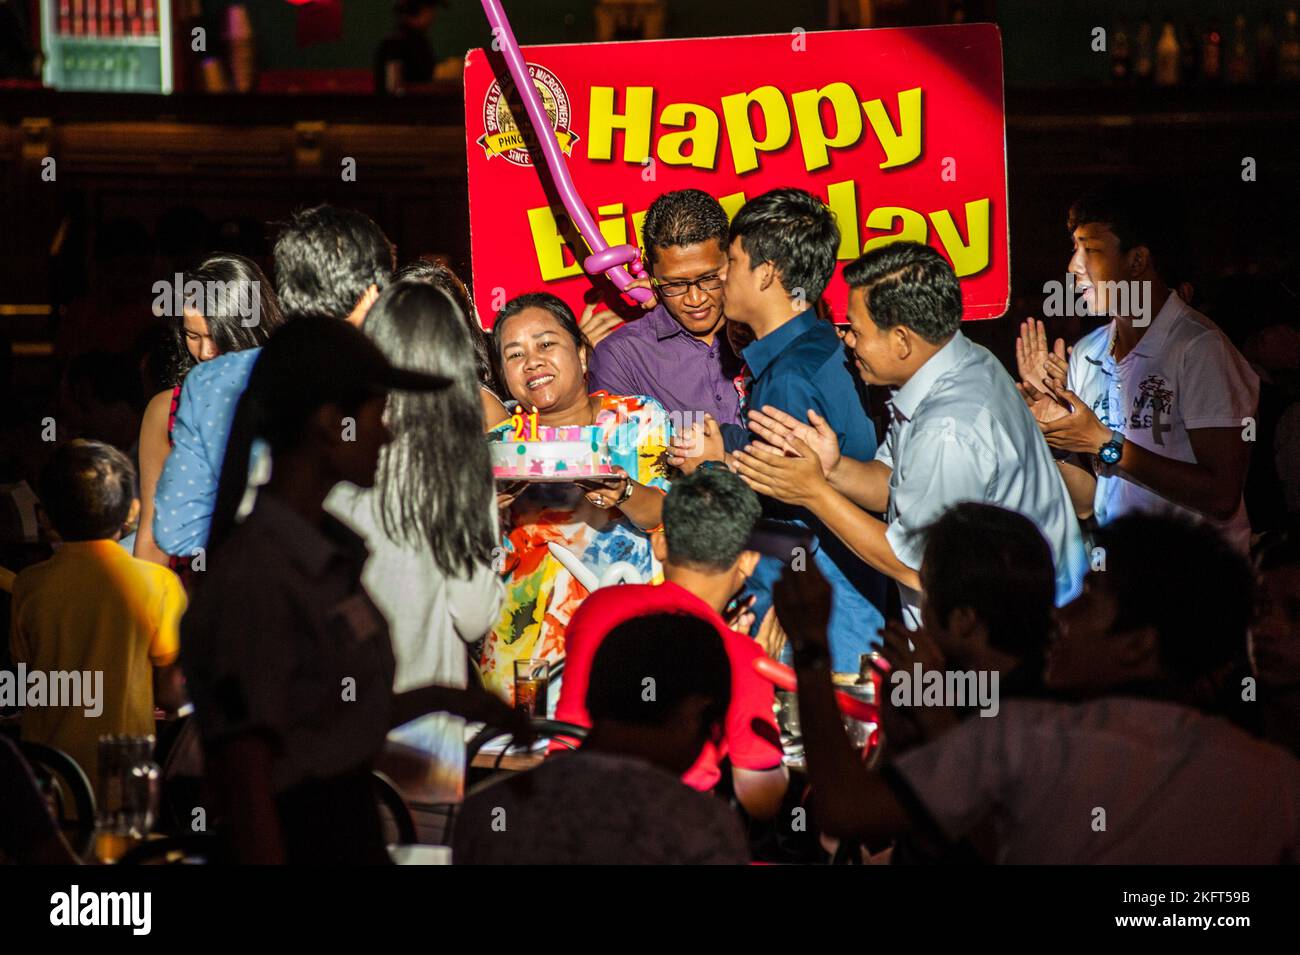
[733,241,1086,627]
[1018,183,1259,552]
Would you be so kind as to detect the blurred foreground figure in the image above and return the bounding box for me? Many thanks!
[781,512,1300,864]
[1253,522,1300,756]
[454,614,749,865]
[181,318,525,864]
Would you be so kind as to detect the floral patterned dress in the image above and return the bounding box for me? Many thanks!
[482,392,672,701]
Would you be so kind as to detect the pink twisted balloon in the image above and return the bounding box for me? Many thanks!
[479,0,654,304]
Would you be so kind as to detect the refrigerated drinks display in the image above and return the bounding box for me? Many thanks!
[41,0,174,93]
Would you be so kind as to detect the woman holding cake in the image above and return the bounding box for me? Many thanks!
[484,292,672,703]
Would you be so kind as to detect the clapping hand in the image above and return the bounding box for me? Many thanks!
[879,620,946,675]
[1015,319,1072,424]
[1039,366,1111,455]
[878,620,956,747]
[746,405,840,478]
[1015,318,1069,394]
[730,435,828,508]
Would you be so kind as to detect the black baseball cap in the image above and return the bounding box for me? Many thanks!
[251,314,451,424]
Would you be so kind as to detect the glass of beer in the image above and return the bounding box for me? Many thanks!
[514,659,549,717]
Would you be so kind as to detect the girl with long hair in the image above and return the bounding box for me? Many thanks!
[326,278,504,806]
[134,253,283,566]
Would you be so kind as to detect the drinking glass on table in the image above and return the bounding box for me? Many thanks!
[93,734,160,863]
[514,659,550,717]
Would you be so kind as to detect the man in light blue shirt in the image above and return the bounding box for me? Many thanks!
[153,205,395,559]
[733,241,1086,626]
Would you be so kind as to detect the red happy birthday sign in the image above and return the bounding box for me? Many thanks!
[464,24,1009,326]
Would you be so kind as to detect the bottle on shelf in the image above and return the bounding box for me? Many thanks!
[1155,17,1180,86]
[1202,18,1224,83]
[1281,6,1300,83]
[1256,10,1278,84]
[1227,13,1253,84]
[1135,17,1155,84]
[126,0,141,37]
[1111,19,1132,85]
[227,4,257,93]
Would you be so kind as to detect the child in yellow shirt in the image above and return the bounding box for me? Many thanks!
[10,440,186,795]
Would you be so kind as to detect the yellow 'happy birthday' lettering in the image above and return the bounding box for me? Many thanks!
[586,82,923,176]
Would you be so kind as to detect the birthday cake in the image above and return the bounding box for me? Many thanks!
[490,424,615,479]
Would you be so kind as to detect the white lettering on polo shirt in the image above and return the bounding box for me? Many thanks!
[1067,291,1258,552]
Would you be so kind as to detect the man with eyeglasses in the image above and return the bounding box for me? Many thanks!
[588,189,744,448]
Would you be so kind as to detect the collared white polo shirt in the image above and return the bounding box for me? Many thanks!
[1067,291,1259,552]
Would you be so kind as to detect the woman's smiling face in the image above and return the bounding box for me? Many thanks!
[497,306,588,412]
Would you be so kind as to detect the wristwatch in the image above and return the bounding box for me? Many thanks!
[1098,429,1125,466]
[615,477,636,506]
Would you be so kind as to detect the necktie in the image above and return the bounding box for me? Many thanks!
[735,363,752,416]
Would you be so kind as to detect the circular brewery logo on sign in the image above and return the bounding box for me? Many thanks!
[477,62,579,167]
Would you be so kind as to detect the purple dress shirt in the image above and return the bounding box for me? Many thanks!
[587,304,744,428]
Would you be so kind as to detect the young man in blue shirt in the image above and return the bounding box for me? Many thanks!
[694,187,885,671]
[733,241,1086,626]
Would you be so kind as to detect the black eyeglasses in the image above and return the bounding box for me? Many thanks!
[652,274,725,297]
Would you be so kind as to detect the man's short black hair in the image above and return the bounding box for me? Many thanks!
[728,188,840,304]
[1095,513,1254,683]
[272,205,396,322]
[662,468,760,571]
[843,241,962,344]
[918,503,1055,668]
[641,189,730,268]
[39,440,135,542]
[1067,181,1186,284]
[586,613,732,729]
